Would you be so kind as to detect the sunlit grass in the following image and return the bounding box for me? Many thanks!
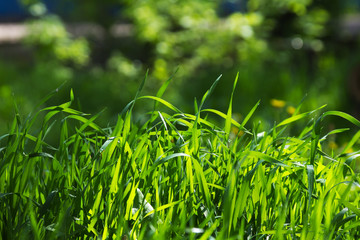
[1,75,360,239]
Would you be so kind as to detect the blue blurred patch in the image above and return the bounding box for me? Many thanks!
[0,1,28,19]
[219,0,248,16]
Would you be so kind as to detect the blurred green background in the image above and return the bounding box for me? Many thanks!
[1,0,360,143]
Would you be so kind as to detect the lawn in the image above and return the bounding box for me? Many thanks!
[1,75,360,239]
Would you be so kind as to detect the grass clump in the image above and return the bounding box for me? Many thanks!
[1,75,360,239]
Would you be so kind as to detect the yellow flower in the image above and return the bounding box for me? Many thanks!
[328,141,338,150]
[270,99,286,108]
[346,147,354,153]
[286,106,296,115]
[231,126,244,137]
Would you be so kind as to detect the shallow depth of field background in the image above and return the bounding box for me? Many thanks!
[1,0,360,144]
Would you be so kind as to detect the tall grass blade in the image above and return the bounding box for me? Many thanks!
[240,100,260,128]
[323,110,360,128]
[225,73,239,135]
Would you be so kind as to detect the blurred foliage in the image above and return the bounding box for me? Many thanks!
[25,16,90,65]
[118,0,358,118]
[0,0,360,139]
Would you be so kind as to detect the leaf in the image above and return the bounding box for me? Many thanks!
[240,100,260,128]
[70,88,74,102]
[32,82,67,112]
[198,75,222,112]
[110,155,122,194]
[131,69,148,111]
[276,105,326,127]
[193,158,212,209]
[331,208,348,230]
[143,153,190,176]
[310,118,322,165]
[232,159,263,230]
[138,96,182,113]
[321,128,350,141]
[39,190,59,216]
[28,152,54,159]
[222,170,237,236]
[248,151,288,167]
[88,187,103,232]
[307,164,315,206]
[199,219,219,240]
[201,108,251,134]
[225,73,239,135]
[323,111,360,128]
[66,114,104,133]
[340,200,360,217]
[156,67,178,99]
[342,130,360,154]
[144,200,182,219]
[344,155,360,179]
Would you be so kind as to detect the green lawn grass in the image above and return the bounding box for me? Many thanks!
[1,75,360,239]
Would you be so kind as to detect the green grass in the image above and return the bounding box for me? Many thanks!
[1,75,360,239]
